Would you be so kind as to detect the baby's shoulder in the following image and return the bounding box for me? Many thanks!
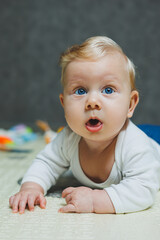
[62,125,80,142]
[57,125,81,151]
[119,120,156,148]
[116,120,160,162]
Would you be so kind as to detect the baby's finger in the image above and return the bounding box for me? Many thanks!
[19,197,28,214]
[65,194,72,204]
[59,203,76,213]
[9,195,15,207]
[27,195,36,211]
[39,194,46,209]
[62,187,75,198]
[12,195,21,213]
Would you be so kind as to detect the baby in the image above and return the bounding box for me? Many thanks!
[9,36,160,214]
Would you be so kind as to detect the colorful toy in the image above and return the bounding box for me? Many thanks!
[0,136,14,145]
[36,120,64,143]
[0,124,37,152]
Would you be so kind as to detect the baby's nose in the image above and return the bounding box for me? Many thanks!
[85,93,101,110]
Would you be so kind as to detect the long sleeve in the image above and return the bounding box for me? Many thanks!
[21,127,71,194]
[105,121,160,213]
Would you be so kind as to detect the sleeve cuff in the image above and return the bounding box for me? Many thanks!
[104,187,124,214]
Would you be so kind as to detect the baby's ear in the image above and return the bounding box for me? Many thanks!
[127,90,139,118]
[59,93,64,107]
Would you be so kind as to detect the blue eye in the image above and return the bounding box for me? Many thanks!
[102,87,114,94]
[75,88,87,95]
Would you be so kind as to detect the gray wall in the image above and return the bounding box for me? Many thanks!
[0,0,160,130]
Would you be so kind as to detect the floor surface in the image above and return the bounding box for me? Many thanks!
[0,138,160,240]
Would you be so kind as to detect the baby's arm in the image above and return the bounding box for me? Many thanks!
[9,128,72,214]
[9,182,46,214]
[58,186,115,214]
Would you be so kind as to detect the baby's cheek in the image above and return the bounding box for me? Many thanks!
[64,107,77,124]
[65,108,83,134]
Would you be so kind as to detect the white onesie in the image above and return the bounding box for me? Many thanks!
[22,120,160,213]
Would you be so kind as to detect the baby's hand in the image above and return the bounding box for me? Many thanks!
[59,186,94,213]
[9,182,46,214]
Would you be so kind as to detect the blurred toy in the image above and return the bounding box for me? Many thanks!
[0,144,32,153]
[36,120,64,144]
[0,136,14,152]
[57,126,64,133]
[9,124,37,144]
[0,136,14,145]
[0,124,37,152]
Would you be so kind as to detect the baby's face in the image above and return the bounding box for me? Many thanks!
[60,53,138,143]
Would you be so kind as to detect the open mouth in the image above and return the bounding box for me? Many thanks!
[85,118,103,132]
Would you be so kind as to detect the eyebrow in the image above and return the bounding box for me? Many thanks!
[102,73,127,84]
[65,76,86,86]
[99,75,122,86]
[65,72,124,89]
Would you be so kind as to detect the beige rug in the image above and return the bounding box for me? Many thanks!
[1,137,160,240]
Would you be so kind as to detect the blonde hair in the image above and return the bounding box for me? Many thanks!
[59,36,136,90]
